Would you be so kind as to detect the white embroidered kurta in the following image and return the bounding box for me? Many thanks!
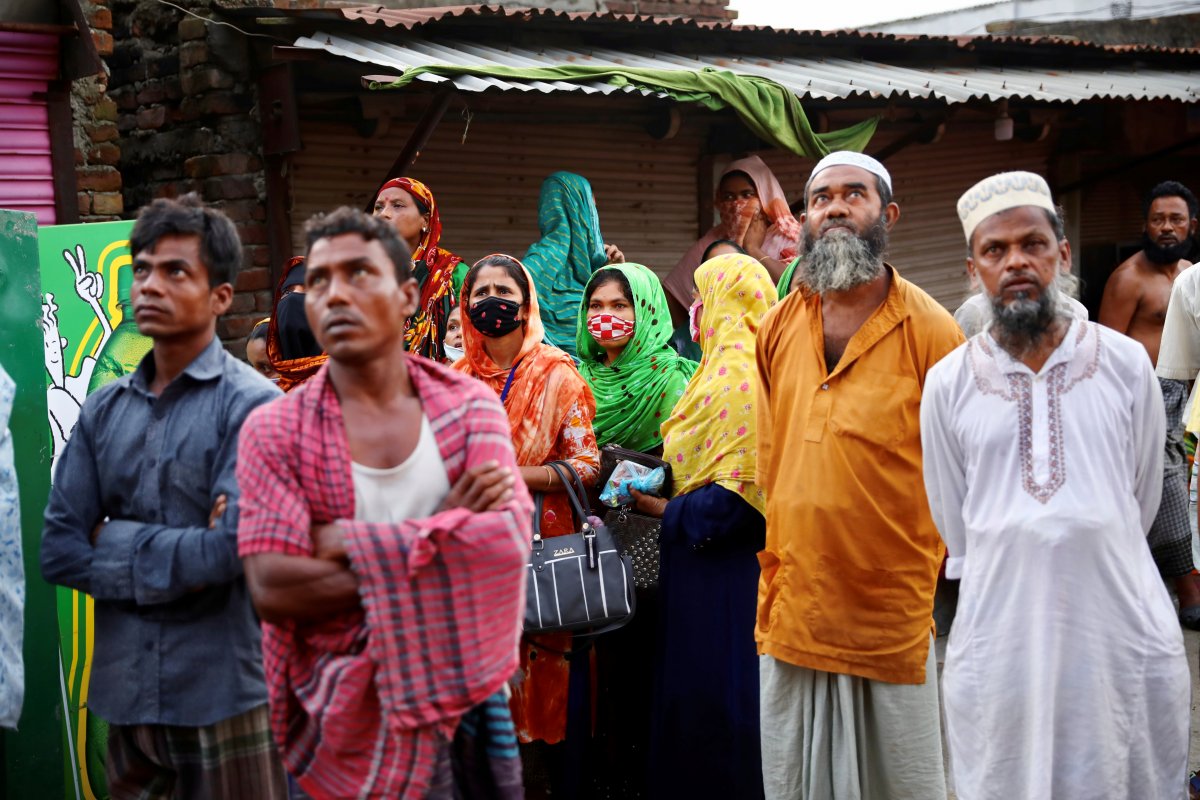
[921,320,1189,800]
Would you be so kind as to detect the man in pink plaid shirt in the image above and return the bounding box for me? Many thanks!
[236,207,531,799]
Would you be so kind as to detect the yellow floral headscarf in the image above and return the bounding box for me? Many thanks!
[661,254,777,515]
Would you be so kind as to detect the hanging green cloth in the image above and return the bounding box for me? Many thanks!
[368,66,878,159]
[576,263,697,452]
[523,171,609,357]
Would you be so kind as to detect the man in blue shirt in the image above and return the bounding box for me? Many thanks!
[41,195,286,799]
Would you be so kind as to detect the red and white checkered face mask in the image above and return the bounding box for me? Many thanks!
[587,313,636,342]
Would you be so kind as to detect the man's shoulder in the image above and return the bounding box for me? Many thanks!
[1171,261,1200,296]
[1091,320,1153,366]
[893,274,960,332]
[219,350,282,405]
[408,355,505,417]
[924,335,971,385]
[759,287,810,338]
[75,371,138,427]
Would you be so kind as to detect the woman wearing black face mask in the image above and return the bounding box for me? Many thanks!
[266,257,327,391]
[454,253,600,795]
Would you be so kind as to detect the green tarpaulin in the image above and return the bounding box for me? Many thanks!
[368,65,878,159]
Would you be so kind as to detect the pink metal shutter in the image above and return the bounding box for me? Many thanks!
[0,31,60,225]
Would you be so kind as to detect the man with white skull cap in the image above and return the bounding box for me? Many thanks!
[921,171,1189,799]
[755,151,963,800]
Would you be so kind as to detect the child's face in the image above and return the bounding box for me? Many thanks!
[445,307,463,347]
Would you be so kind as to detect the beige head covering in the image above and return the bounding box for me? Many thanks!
[958,171,1056,242]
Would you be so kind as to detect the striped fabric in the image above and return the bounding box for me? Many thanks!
[237,356,532,799]
[106,704,287,800]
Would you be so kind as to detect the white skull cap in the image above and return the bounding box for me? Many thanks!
[957,171,1056,242]
[809,151,893,193]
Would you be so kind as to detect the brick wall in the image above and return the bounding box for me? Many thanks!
[100,0,271,353]
[73,0,123,221]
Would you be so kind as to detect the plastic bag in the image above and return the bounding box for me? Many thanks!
[600,460,666,508]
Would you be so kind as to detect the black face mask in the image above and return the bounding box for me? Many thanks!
[468,296,523,337]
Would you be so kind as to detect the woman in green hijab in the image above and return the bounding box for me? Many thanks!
[526,171,624,358]
[575,262,695,797]
[576,263,696,453]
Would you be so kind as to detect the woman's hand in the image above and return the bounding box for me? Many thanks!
[629,488,668,519]
[604,243,626,265]
[743,210,770,260]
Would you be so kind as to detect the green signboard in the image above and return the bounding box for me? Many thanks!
[0,210,62,797]
[38,220,150,800]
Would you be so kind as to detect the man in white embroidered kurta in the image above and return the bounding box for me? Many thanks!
[922,171,1190,800]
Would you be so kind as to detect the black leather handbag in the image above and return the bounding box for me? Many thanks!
[524,461,636,635]
[598,445,672,590]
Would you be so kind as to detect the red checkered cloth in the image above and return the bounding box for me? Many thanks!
[237,357,531,799]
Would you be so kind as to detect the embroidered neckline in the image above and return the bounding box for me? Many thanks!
[965,322,1102,504]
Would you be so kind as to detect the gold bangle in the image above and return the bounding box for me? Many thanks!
[544,465,554,489]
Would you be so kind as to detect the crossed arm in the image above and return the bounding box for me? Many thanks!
[241,460,518,625]
[41,409,252,604]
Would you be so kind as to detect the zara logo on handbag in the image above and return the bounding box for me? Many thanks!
[524,461,636,636]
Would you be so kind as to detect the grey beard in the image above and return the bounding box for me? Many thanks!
[987,277,1068,357]
[799,228,886,295]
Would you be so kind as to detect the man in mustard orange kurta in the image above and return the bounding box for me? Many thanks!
[755,152,964,800]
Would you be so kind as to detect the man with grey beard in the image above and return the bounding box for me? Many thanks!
[754,152,963,800]
[922,171,1188,799]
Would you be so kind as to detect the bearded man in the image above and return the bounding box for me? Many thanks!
[922,171,1189,799]
[1101,182,1200,624]
[754,152,963,800]
[1100,181,1197,365]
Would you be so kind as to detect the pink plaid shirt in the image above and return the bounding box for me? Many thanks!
[237,357,531,799]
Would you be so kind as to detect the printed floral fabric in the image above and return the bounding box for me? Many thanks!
[661,254,777,516]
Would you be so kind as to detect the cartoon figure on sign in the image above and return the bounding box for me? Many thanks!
[42,246,114,472]
[38,221,145,800]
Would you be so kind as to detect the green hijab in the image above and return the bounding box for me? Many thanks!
[576,263,697,452]
[524,172,609,358]
[777,255,803,297]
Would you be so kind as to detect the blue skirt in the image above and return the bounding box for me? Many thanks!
[649,483,765,800]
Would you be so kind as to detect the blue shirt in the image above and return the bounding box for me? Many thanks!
[0,367,23,729]
[41,337,280,726]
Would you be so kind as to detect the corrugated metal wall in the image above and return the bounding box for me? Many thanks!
[292,97,1056,310]
[0,31,59,225]
[291,99,706,276]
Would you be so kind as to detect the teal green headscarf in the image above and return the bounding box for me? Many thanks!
[524,172,608,357]
[576,263,697,452]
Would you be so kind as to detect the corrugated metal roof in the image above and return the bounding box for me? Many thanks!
[328,4,1200,57]
[338,4,721,32]
[292,31,1200,104]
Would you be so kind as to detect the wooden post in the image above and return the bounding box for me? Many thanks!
[365,86,456,210]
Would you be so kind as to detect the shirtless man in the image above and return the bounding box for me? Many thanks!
[1099,181,1197,364]
[1101,180,1200,627]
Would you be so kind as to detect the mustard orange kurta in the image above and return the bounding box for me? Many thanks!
[754,267,964,684]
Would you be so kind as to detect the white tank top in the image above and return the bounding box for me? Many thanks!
[351,415,451,523]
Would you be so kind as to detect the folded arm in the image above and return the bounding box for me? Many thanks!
[242,551,360,625]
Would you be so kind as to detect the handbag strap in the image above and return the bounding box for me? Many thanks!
[528,462,589,546]
[544,460,592,526]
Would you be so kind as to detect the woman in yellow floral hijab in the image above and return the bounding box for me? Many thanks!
[632,253,777,800]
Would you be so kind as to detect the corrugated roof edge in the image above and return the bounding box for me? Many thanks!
[331,4,1200,56]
